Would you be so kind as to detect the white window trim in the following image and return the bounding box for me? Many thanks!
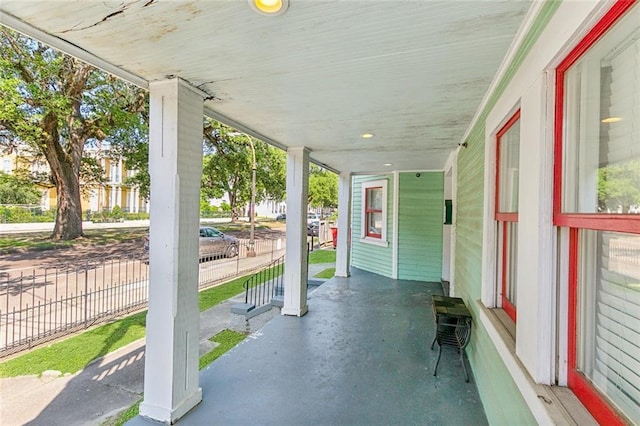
[360,179,388,247]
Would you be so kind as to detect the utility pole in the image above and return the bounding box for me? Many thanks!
[247,135,257,257]
[229,131,257,257]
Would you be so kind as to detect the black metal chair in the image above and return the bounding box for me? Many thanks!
[431,295,473,382]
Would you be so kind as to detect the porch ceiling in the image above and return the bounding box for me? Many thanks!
[0,1,531,174]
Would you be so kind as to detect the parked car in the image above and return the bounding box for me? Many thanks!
[307,213,320,236]
[199,226,239,260]
[144,226,239,261]
[276,213,286,221]
[307,213,320,225]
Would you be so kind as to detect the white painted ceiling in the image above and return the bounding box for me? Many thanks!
[0,1,532,174]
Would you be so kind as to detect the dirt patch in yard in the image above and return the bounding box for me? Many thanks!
[0,221,286,272]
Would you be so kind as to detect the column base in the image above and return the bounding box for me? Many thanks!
[139,387,202,424]
[281,304,309,317]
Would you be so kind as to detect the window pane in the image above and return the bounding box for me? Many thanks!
[498,120,520,213]
[562,6,640,214]
[504,222,518,306]
[367,187,383,210]
[577,230,640,422]
[367,212,383,236]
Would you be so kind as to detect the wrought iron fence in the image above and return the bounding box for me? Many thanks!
[0,237,286,357]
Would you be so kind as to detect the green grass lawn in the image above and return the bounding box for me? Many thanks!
[0,311,147,378]
[0,269,269,378]
[198,329,247,370]
[314,267,335,279]
[0,248,313,378]
[308,249,336,264]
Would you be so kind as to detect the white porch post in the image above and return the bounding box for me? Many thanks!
[128,187,133,213]
[116,186,122,208]
[282,147,310,317]
[139,78,204,423]
[335,171,351,277]
[134,187,139,213]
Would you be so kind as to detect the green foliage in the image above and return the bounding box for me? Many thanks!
[0,205,55,223]
[199,329,247,370]
[308,165,338,209]
[123,212,149,220]
[91,206,125,223]
[119,142,150,199]
[0,27,147,239]
[202,120,286,220]
[0,171,41,204]
[308,249,336,264]
[111,205,123,219]
[80,157,106,192]
[200,199,232,218]
[597,160,640,213]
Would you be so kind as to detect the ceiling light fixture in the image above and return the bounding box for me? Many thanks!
[249,0,289,16]
[361,132,374,139]
[601,117,623,123]
[384,163,392,167]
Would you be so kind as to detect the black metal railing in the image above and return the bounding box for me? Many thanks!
[0,237,287,357]
[243,255,285,308]
[0,255,149,356]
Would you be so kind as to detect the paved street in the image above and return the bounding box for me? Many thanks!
[0,218,234,234]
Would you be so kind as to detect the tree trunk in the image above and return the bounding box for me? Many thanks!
[51,159,83,240]
[41,111,85,241]
[229,191,238,223]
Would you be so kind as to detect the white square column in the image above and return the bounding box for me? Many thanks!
[335,172,352,277]
[282,147,310,317]
[139,78,204,423]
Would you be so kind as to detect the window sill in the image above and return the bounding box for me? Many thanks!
[476,302,596,425]
[491,308,516,340]
[359,237,389,248]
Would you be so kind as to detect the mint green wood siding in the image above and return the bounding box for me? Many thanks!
[453,2,560,423]
[351,175,393,277]
[397,172,443,281]
[467,322,537,425]
[456,124,536,424]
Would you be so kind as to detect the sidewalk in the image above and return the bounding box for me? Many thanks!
[0,218,237,234]
[0,263,334,426]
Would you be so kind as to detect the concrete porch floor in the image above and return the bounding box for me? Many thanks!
[129,268,487,425]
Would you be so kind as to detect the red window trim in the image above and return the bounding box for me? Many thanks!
[495,212,518,223]
[567,229,626,425]
[555,214,640,233]
[500,222,517,322]
[553,0,638,224]
[495,109,521,217]
[365,186,382,239]
[496,109,521,321]
[556,1,638,423]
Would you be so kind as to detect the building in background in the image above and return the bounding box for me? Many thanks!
[0,144,148,214]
